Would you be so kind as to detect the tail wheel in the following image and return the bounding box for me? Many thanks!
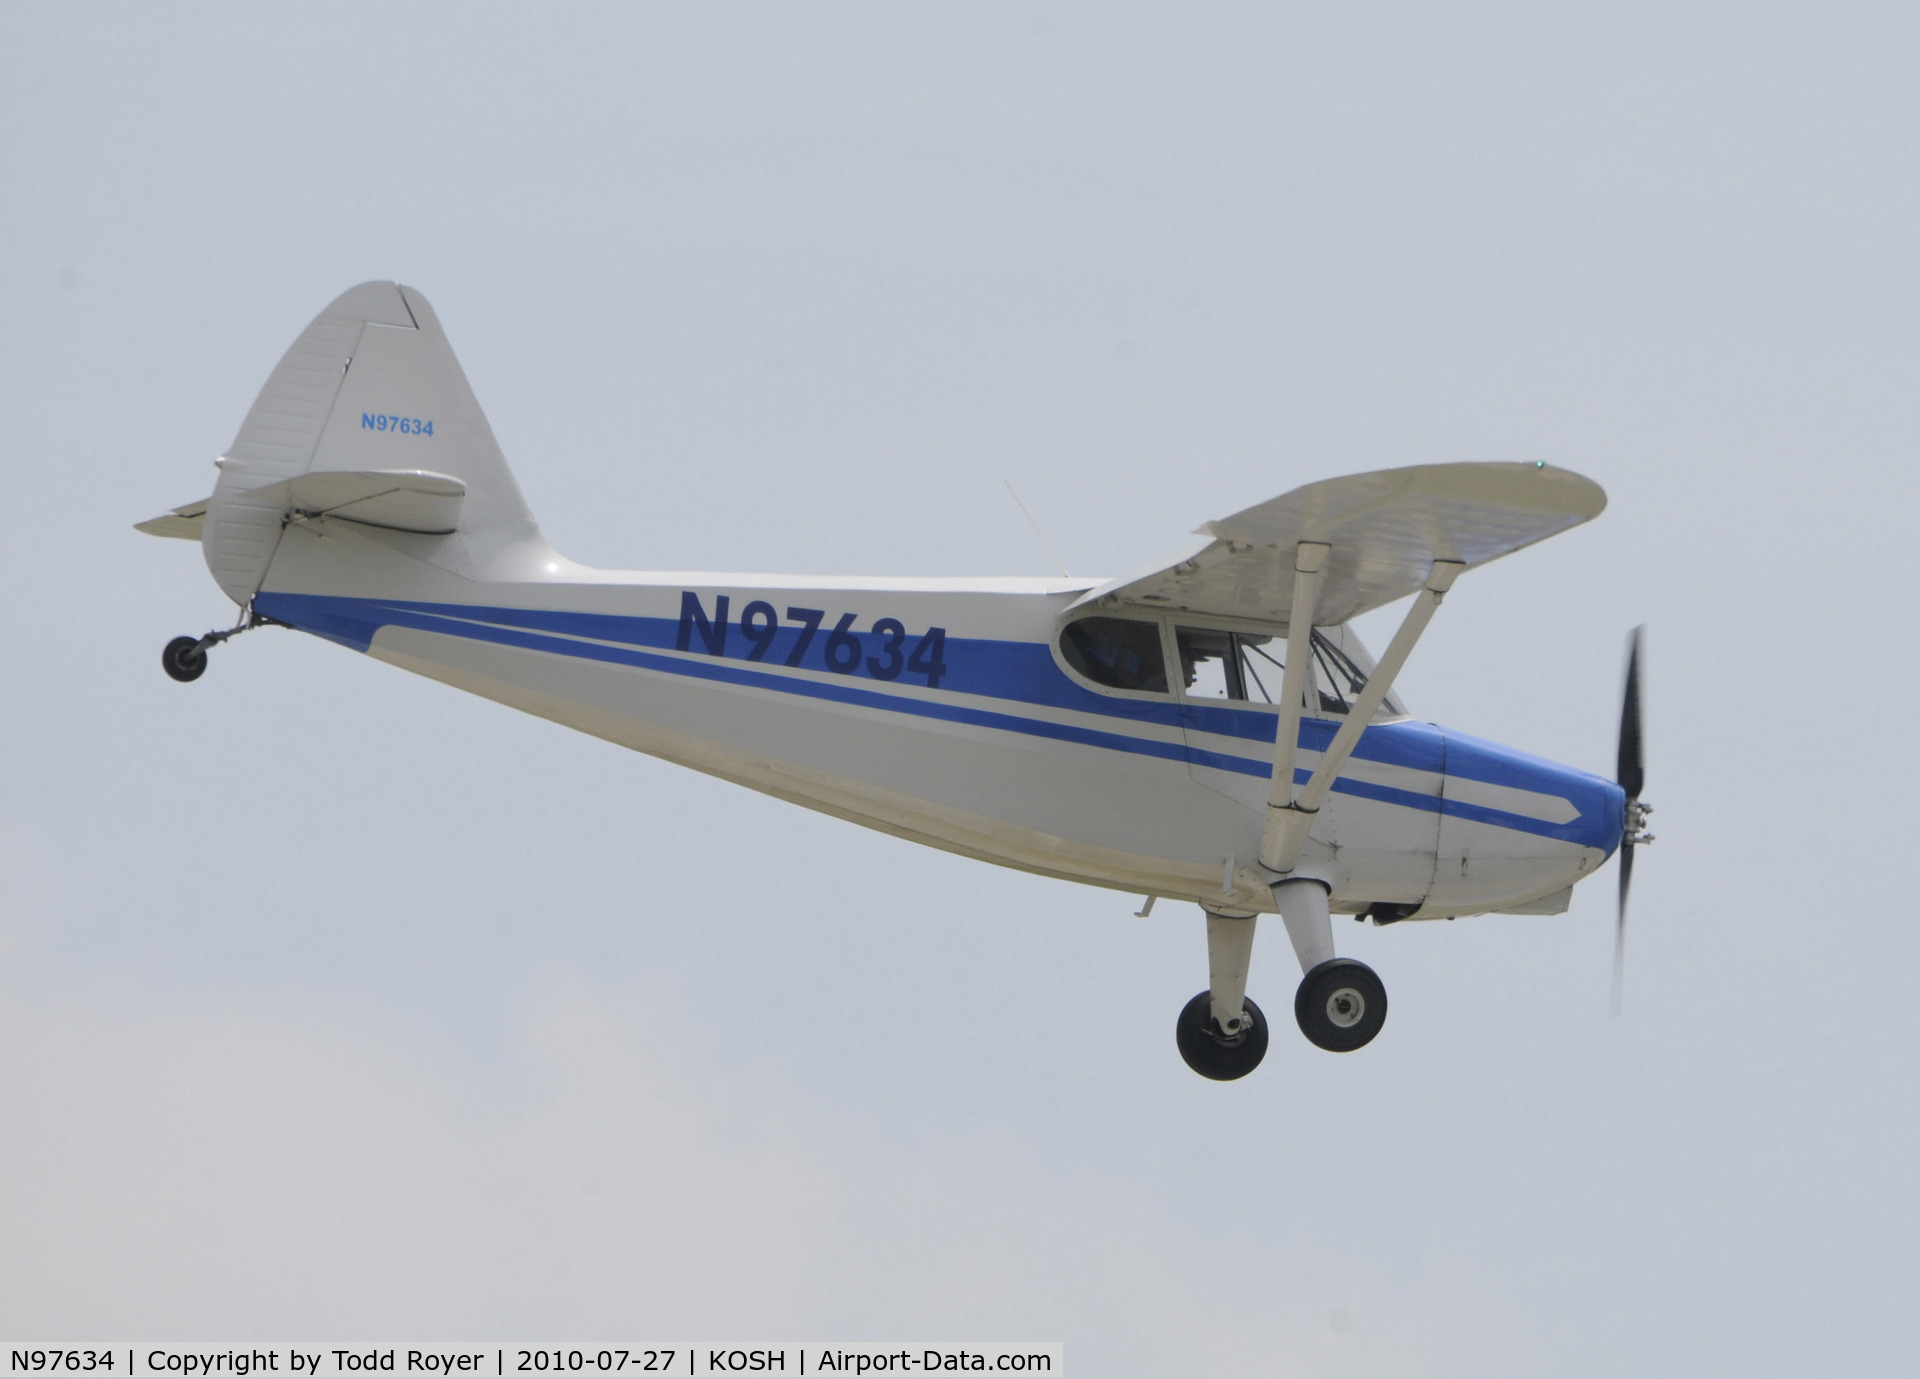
[162,636,208,683]
[1295,958,1387,1052]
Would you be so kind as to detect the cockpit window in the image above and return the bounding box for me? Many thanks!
[1175,625,1400,717]
[1176,627,1246,700]
[1059,617,1169,693]
[1309,632,1371,715]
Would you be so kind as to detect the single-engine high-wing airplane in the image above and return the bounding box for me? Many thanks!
[141,282,1653,1079]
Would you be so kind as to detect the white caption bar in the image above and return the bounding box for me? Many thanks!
[2,1348,1062,1378]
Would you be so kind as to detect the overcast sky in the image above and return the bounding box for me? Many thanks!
[3,3,1917,1373]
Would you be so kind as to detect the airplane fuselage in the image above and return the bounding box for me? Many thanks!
[256,519,1621,921]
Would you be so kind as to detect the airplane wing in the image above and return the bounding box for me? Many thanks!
[1068,462,1606,626]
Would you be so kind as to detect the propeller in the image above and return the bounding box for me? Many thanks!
[1611,625,1654,1017]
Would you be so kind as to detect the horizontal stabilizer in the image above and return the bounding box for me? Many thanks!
[1071,462,1606,626]
[138,470,466,541]
[241,467,467,534]
[135,498,211,541]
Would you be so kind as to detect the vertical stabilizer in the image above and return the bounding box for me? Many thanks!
[202,282,538,605]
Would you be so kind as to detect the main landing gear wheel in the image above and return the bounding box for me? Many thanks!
[1295,958,1387,1052]
[1175,991,1269,1081]
[162,636,207,683]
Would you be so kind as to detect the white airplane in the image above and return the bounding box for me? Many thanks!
[140,282,1652,1080]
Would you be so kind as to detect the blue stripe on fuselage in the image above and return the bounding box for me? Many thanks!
[254,591,1619,848]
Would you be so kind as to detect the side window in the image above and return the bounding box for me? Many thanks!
[1176,626,1287,703]
[1059,617,1169,693]
[1176,627,1243,699]
[1168,621,1406,718]
[1234,633,1286,702]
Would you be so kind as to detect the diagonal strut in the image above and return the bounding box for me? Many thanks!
[1260,556,1463,875]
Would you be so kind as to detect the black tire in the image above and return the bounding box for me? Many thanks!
[162,636,207,683]
[1294,958,1387,1052]
[1175,990,1269,1081]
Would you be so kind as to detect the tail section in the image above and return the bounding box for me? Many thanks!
[199,282,538,604]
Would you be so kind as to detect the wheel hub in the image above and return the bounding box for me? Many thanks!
[1325,987,1366,1028]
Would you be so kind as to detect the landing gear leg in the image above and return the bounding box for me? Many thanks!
[161,605,276,683]
[1274,877,1334,973]
[1175,911,1269,1081]
[1273,878,1388,1052]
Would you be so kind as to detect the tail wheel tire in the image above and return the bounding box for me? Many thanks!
[1175,990,1269,1081]
[1295,958,1388,1052]
[162,636,207,683]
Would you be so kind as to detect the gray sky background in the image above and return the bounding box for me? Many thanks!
[3,3,1917,1373]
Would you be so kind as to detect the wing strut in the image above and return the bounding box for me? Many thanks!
[1259,556,1464,875]
[1261,541,1328,856]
